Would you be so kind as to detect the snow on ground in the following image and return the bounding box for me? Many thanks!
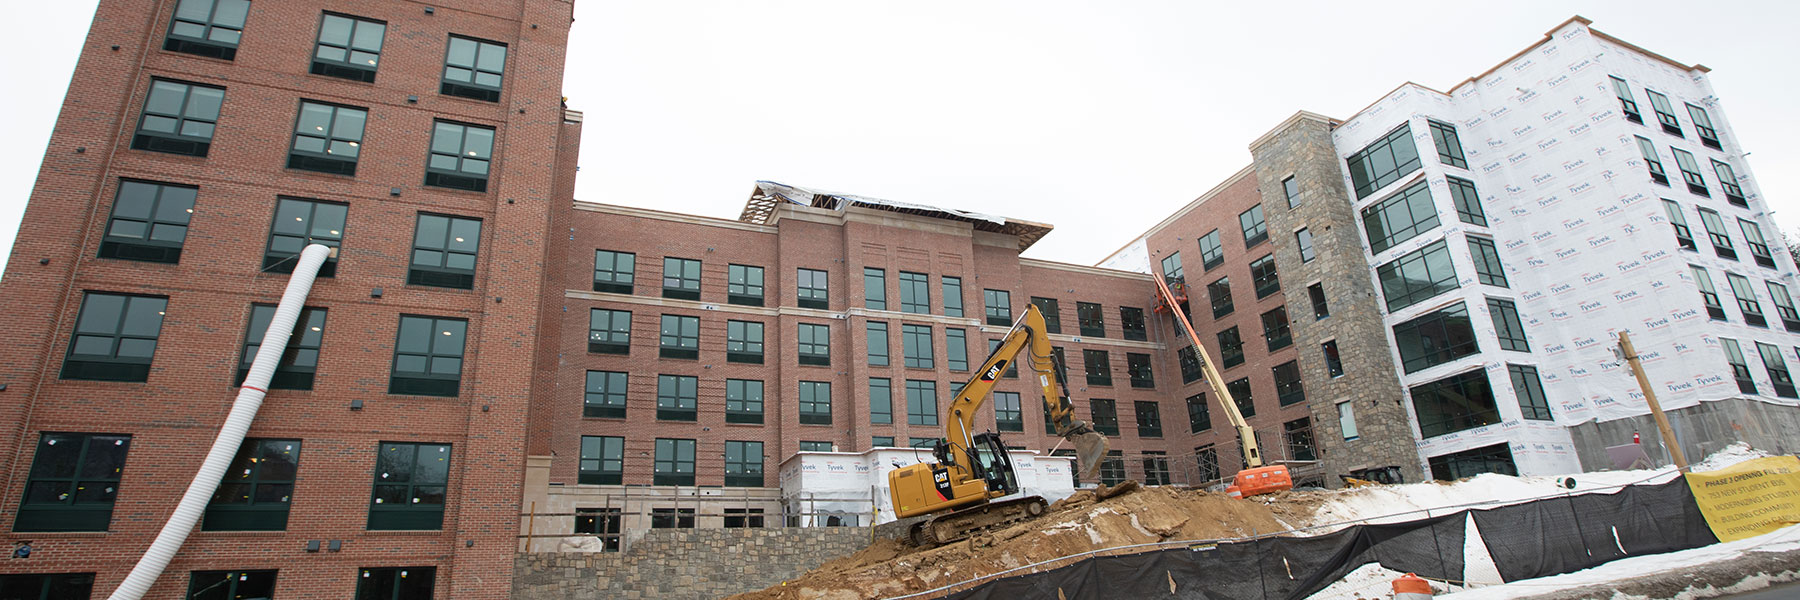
[1437,524,1800,600]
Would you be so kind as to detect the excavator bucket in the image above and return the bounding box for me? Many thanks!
[1070,430,1109,479]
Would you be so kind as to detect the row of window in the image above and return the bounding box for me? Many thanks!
[1661,198,1781,269]
[0,568,434,600]
[1689,266,1800,333]
[1611,75,1723,151]
[1409,364,1553,439]
[1634,135,1748,207]
[1720,338,1800,399]
[1391,299,1530,375]
[1158,205,1271,283]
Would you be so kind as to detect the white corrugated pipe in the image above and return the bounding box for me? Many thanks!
[109,243,333,600]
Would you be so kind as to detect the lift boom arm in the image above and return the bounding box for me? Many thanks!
[1153,273,1264,469]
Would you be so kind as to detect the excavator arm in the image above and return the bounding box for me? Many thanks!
[943,304,1109,479]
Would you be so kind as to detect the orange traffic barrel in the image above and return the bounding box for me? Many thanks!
[1225,485,1242,499]
[1392,573,1433,599]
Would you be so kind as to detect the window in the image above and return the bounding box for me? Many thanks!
[16,433,130,532]
[724,379,763,424]
[288,101,367,176]
[1722,338,1756,394]
[1688,103,1721,149]
[1074,302,1105,337]
[994,392,1023,432]
[1610,76,1642,124]
[899,272,930,313]
[728,264,764,305]
[262,197,345,277]
[1217,327,1244,369]
[407,213,481,289]
[1250,255,1280,298]
[1697,209,1737,260]
[1322,340,1344,377]
[1411,370,1502,438]
[797,268,829,309]
[1142,452,1171,485]
[188,570,277,600]
[1282,177,1300,208]
[1031,297,1062,333]
[237,305,327,390]
[1127,353,1154,388]
[1430,444,1520,481]
[355,567,435,600]
[1194,445,1220,482]
[905,380,937,426]
[1692,266,1728,320]
[1635,136,1669,186]
[867,321,889,367]
[1467,236,1508,287]
[1445,176,1487,227]
[588,309,631,355]
[1120,307,1147,341]
[1186,393,1211,433]
[593,250,636,294]
[656,374,697,421]
[988,339,1018,378]
[1768,281,1800,332]
[1338,401,1359,440]
[799,381,832,424]
[910,438,938,449]
[659,314,699,359]
[799,441,832,452]
[864,268,887,310]
[1663,200,1697,251]
[1284,418,1317,461]
[132,80,222,157]
[1757,343,1797,398]
[1240,205,1268,248]
[798,323,831,366]
[653,439,695,486]
[441,35,507,102]
[1361,180,1439,254]
[1099,451,1126,486]
[724,441,764,487]
[1207,277,1234,319]
[1347,123,1422,199]
[1084,349,1112,386]
[1261,307,1292,351]
[62,292,167,382]
[1160,252,1184,283]
[651,508,695,529]
[946,328,969,371]
[1308,283,1329,320]
[727,320,764,364]
[1295,228,1316,263]
[1226,378,1255,418]
[579,436,623,484]
[1427,119,1468,169]
[1177,346,1202,384]
[984,289,1012,325]
[1671,147,1709,196]
[575,508,623,550]
[165,0,247,59]
[1198,230,1224,270]
[1726,273,1767,327]
[583,371,626,418]
[942,276,963,317]
[870,378,893,424]
[1740,219,1776,268]
[1130,401,1161,438]
[1645,89,1683,136]
[313,13,385,82]
[1715,161,1747,207]
[902,324,934,368]
[1509,365,1553,421]
[1273,361,1304,406]
[203,439,300,531]
[368,442,450,530]
[425,120,494,192]
[1393,302,1479,374]
[1089,399,1120,436]
[1488,298,1530,352]
[1378,239,1459,312]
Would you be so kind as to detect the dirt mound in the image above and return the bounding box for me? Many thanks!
[729,486,1316,600]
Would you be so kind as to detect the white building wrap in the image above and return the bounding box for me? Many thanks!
[777,448,1076,526]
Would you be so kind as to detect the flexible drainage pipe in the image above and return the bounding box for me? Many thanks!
[108,243,333,600]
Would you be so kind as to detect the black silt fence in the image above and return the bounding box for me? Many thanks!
[1470,477,1715,582]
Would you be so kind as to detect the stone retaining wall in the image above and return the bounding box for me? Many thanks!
[513,527,873,600]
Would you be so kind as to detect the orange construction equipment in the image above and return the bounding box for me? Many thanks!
[1151,270,1294,498]
[1392,573,1434,599]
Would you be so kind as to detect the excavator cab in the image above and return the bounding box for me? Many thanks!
[968,433,1020,495]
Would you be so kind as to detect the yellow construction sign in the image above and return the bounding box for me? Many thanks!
[1684,456,1800,542]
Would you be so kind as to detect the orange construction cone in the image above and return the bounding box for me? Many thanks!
[1392,573,1433,599]
[1225,485,1242,499]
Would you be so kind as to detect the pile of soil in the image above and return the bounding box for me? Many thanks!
[730,485,1318,600]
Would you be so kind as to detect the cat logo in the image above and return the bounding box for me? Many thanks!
[930,466,954,501]
[981,359,1008,382]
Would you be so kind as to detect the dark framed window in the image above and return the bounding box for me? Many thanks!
[407,213,481,289]
[1671,147,1708,196]
[1429,444,1518,481]
[946,328,968,371]
[388,315,466,397]
[1239,205,1268,248]
[1274,361,1304,406]
[1427,119,1468,169]
[164,0,247,59]
[1143,452,1171,486]
[16,433,131,532]
[724,441,764,487]
[652,439,695,486]
[575,508,623,549]
[1308,283,1329,320]
[1134,401,1162,438]
[1322,340,1344,377]
[722,320,762,364]
[100,180,195,264]
[1697,208,1737,260]
[798,323,831,366]
[188,570,276,600]
[797,268,829,309]
[1688,103,1721,149]
[662,258,701,299]
[1338,402,1357,441]
[132,79,222,157]
[942,276,963,317]
[1198,230,1224,270]
[1295,228,1315,263]
[871,377,893,424]
[864,268,887,310]
[659,314,699,359]
[441,35,507,102]
[1757,342,1798,398]
[902,324,934,369]
[1446,176,1487,227]
[263,197,345,277]
[1378,239,1459,312]
[583,370,626,419]
[651,508,695,528]
[1480,297,1528,351]
[1347,123,1422,199]
[594,250,636,294]
[1127,353,1154,388]
[1645,89,1683,136]
[994,391,1023,432]
[1361,180,1438,254]
[1226,377,1255,418]
[1722,338,1757,394]
[1726,272,1767,328]
[355,567,434,600]
[1098,451,1126,486]
[1218,327,1244,369]
[867,321,890,366]
[1692,266,1728,320]
[873,436,895,448]
[1089,399,1120,436]
[1284,418,1317,461]
[1178,346,1202,384]
[1739,219,1776,268]
[1120,307,1147,341]
[1031,297,1062,333]
[800,381,833,425]
[1161,252,1184,282]
[203,439,300,531]
[288,101,367,176]
[312,13,385,82]
[1282,177,1300,208]
[588,308,631,355]
[1663,199,1697,251]
[367,442,450,530]
[1412,369,1501,438]
[1212,278,1238,320]
[1186,393,1211,433]
[1261,307,1291,351]
[1077,302,1105,337]
[1467,236,1507,287]
[1084,349,1112,386]
[910,438,937,449]
[905,380,936,426]
[1767,281,1800,332]
[237,304,326,390]
[1250,255,1280,298]
[1610,76,1642,124]
[579,436,622,485]
[61,292,166,382]
[1715,160,1747,207]
[1393,302,1479,374]
[1635,136,1670,186]
[656,374,697,421]
[1509,365,1553,421]
[899,271,930,313]
[728,264,764,305]
[988,339,1018,378]
[726,379,764,424]
[425,120,494,192]
[984,289,1012,325]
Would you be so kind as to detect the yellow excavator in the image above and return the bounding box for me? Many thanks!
[887,304,1110,547]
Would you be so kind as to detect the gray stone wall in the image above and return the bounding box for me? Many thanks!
[513,527,873,600]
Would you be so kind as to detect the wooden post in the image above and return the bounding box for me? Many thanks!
[1619,331,1689,471]
[524,501,537,553]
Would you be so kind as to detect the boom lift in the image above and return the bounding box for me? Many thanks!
[887,304,1110,547]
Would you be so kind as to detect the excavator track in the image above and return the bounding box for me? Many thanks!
[909,495,1048,548]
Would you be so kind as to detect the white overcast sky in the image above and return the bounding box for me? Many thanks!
[3,1,1797,274]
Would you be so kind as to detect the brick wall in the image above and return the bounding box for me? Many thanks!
[512,527,872,600]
